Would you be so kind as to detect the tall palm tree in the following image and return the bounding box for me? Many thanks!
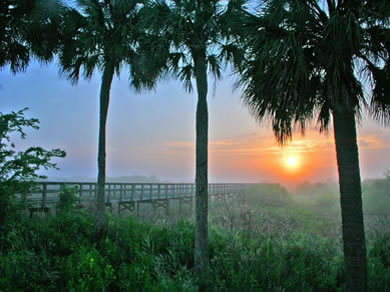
[0,0,64,73]
[235,0,389,290]
[58,0,160,240]
[142,0,244,280]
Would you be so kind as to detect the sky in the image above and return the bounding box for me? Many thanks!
[1,60,390,188]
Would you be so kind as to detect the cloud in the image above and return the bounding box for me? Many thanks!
[165,131,335,157]
[111,127,390,184]
[358,135,387,150]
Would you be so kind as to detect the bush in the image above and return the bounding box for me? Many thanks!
[63,247,115,290]
[0,108,65,224]
[57,185,80,212]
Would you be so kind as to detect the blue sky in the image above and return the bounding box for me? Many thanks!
[1,60,260,182]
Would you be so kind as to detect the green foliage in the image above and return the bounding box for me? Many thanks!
[368,232,390,290]
[0,249,58,289]
[208,230,342,290]
[1,181,389,290]
[0,210,388,290]
[63,247,115,290]
[0,108,65,225]
[57,185,80,212]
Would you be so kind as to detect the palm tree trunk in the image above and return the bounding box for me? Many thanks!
[96,64,115,241]
[333,107,367,291]
[193,49,209,279]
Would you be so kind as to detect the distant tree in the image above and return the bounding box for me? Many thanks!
[236,0,389,290]
[0,108,65,225]
[0,0,65,73]
[142,0,245,281]
[57,0,161,240]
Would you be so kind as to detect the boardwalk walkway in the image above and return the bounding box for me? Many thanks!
[21,182,254,217]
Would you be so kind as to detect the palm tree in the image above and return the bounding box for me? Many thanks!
[58,0,160,240]
[0,0,64,73]
[235,0,389,290]
[142,0,244,280]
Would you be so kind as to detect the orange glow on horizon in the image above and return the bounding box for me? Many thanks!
[158,128,389,186]
[207,130,338,185]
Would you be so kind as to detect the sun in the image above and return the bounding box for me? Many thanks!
[285,156,299,169]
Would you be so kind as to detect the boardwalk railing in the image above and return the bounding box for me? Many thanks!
[19,182,254,215]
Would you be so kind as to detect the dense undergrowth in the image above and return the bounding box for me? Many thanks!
[0,182,389,290]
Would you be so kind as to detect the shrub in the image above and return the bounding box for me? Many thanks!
[62,247,115,290]
[57,185,80,212]
[0,108,65,224]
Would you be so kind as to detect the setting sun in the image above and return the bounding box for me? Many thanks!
[285,156,299,169]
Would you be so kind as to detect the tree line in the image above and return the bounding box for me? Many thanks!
[1,0,389,290]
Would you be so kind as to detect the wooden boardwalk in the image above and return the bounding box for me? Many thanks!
[21,182,253,217]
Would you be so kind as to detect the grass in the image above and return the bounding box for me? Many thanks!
[0,181,389,290]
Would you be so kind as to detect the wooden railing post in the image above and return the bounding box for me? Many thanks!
[106,183,110,203]
[78,183,82,205]
[94,183,97,201]
[41,183,47,210]
[118,184,123,214]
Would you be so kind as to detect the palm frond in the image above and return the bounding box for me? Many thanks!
[142,0,248,93]
[207,54,221,79]
[0,0,66,73]
[369,61,390,125]
[178,64,194,92]
[235,0,389,143]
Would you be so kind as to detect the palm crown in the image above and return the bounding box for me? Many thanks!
[238,0,389,143]
[0,0,65,73]
[58,0,157,89]
[143,0,245,91]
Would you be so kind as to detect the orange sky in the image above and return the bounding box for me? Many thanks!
[153,118,390,187]
[159,130,337,185]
